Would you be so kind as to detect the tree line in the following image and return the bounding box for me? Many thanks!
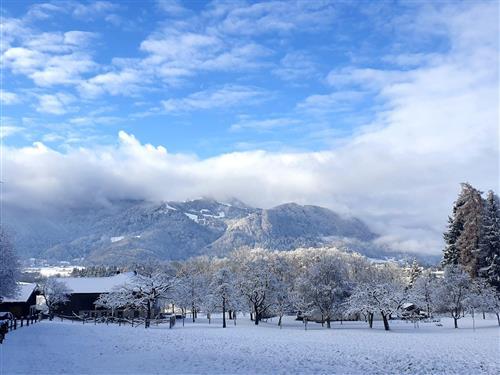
[42,247,500,331]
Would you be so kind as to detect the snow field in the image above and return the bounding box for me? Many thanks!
[1,316,499,374]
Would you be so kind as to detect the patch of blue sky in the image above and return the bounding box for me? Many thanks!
[1,0,457,157]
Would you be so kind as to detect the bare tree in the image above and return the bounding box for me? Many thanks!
[434,265,472,328]
[41,278,71,318]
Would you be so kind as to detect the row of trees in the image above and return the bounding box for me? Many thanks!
[84,248,500,330]
[442,183,500,289]
[0,228,20,300]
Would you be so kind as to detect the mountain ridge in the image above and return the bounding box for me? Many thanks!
[4,198,437,265]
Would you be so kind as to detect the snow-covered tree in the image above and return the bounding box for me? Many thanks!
[295,252,349,328]
[409,270,439,319]
[269,255,294,328]
[41,278,71,318]
[442,214,463,267]
[175,257,211,322]
[345,284,376,328]
[233,249,278,325]
[406,259,422,289]
[434,265,472,328]
[467,277,500,325]
[0,227,20,300]
[478,190,500,290]
[346,264,406,331]
[97,272,176,328]
[210,266,237,328]
[95,285,131,312]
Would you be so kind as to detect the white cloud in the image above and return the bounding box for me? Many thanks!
[162,85,266,112]
[3,29,98,87]
[140,30,221,66]
[297,91,366,115]
[79,69,145,97]
[0,90,20,105]
[72,1,119,19]
[1,1,497,257]
[36,93,75,115]
[230,117,301,132]
[0,126,23,139]
[156,0,190,16]
[216,0,336,35]
[272,51,318,81]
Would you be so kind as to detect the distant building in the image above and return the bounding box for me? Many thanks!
[0,283,38,318]
[54,272,134,317]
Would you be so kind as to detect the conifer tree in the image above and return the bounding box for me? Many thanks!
[442,214,463,267]
[479,191,500,290]
[442,183,484,277]
[455,183,484,277]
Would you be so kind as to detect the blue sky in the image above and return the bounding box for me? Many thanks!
[1,1,498,254]
[2,0,450,156]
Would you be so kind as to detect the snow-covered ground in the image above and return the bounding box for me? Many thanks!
[1,316,498,374]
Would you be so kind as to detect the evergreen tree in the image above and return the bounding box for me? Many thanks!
[442,183,484,277]
[455,183,484,277]
[442,214,463,267]
[479,191,500,290]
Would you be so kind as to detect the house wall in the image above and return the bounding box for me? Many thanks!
[0,292,37,318]
[56,293,102,316]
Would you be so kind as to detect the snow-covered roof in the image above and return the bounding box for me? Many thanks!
[1,282,37,303]
[56,272,134,294]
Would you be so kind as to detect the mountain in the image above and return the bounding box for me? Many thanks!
[3,198,424,265]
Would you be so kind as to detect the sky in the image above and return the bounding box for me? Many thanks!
[0,0,498,255]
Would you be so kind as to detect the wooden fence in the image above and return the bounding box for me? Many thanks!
[0,314,41,344]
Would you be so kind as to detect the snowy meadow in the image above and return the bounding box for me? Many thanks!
[2,315,499,375]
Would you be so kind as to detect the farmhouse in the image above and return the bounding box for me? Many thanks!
[55,272,134,317]
[0,282,38,318]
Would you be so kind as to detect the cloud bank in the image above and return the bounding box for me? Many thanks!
[1,1,498,256]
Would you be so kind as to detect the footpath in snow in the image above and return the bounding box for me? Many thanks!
[1,316,499,374]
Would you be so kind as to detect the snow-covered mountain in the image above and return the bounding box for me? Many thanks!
[4,198,422,264]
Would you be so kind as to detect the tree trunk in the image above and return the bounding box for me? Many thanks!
[482,311,485,320]
[278,315,282,328]
[326,318,331,329]
[381,313,390,331]
[192,303,196,323]
[222,298,226,328]
[146,301,151,328]
[496,313,499,326]
[368,313,374,329]
[454,317,458,328]
[254,303,259,325]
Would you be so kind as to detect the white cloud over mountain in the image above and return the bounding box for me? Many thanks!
[1,1,498,256]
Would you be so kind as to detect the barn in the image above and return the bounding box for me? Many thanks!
[55,272,134,317]
[0,283,38,318]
